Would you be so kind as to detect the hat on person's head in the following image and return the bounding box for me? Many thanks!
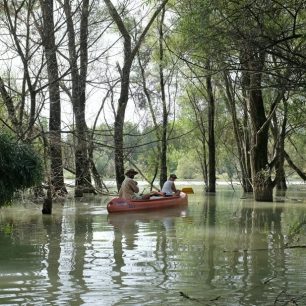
[170,174,177,179]
[125,168,138,176]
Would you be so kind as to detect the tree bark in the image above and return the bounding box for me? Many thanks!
[63,0,93,197]
[159,7,168,189]
[40,0,66,195]
[247,52,273,201]
[206,64,216,193]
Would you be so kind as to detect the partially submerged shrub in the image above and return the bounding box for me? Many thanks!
[0,133,43,206]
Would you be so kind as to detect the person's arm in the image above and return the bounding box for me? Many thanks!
[171,182,177,192]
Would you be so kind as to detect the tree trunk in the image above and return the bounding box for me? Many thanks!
[63,0,93,197]
[206,65,216,193]
[114,64,131,190]
[40,0,66,195]
[247,53,273,201]
[159,7,168,189]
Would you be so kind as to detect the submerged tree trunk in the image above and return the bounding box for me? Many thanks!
[247,52,273,201]
[63,0,93,197]
[206,65,216,193]
[159,7,168,189]
[40,0,66,195]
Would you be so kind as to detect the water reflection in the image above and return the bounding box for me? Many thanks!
[201,195,217,288]
[234,204,285,305]
[1,189,306,305]
[108,206,188,298]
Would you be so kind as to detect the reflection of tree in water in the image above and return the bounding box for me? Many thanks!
[42,204,93,305]
[111,218,139,287]
[155,216,176,288]
[177,195,218,302]
[202,195,217,288]
[69,210,93,304]
[236,205,285,305]
[109,208,185,292]
[42,214,63,303]
[235,204,306,305]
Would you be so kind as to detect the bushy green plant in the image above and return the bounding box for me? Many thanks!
[0,133,43,206]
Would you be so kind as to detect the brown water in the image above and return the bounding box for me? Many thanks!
[1,186,306,305]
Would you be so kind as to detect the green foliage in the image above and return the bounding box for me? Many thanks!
[0,133,43,206]
[176,154,202,179]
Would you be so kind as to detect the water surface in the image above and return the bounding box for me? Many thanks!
[1,185,306,305]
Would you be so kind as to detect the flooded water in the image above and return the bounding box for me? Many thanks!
[1,185,306,305]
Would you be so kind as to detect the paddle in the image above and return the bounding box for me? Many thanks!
[181,187,194,194]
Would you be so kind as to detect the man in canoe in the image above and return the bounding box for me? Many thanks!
[161,174,181,196]
[119,169,163,200]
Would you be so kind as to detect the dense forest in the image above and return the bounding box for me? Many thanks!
[1,0,306,206]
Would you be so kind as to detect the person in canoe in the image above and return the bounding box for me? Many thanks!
[161,174,181,197]
[119,168,163,200]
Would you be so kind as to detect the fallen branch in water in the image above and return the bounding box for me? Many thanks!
[180,291,221,303]
[179,291,199,301]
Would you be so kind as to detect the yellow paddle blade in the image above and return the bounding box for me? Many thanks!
[182,187,194,194]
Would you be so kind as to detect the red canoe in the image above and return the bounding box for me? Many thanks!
[107,192,188,213]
